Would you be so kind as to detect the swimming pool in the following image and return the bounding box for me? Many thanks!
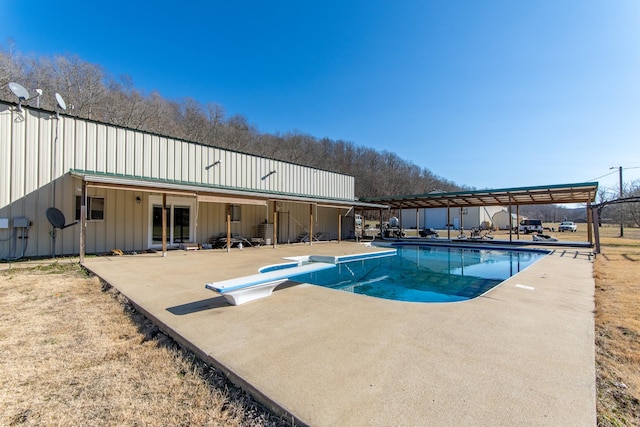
[273,244,548,303]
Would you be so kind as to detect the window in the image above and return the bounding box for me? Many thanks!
[75,196,105,221]
[230,205,241,222]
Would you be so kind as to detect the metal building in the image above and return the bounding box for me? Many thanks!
[1,100,379,259]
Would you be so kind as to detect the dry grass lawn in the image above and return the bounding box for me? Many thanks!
[0,263,288,426]
[1,223,639,426]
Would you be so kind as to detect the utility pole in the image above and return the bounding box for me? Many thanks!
[610,166,624,237]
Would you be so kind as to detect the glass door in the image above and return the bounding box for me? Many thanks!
[149,197,194,248]
[173,206,190,243]
[152,206,171,245]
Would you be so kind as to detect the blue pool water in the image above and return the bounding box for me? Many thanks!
[279,245,547,303]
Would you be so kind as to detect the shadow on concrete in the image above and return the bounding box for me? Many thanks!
[167,296,229,315]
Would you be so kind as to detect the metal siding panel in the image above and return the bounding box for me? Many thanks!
[116,128,126,175]
[74,120,87,172]
[106,126,117,174]
[292,166,299,195]
[164,138,176,179]
[23,112,40,195]
[215,148,224,185]
[36,175,53,256]
[0,107,12,208]
[194,144,202,183]
[62,117,75,178]
[11,112,26,201]
[223,151,232,186]
[58,175,77,255]
[173,139,182,181]
[96,124,107,173]
[143,134,152,177]
[134,132,144,176]
[125,129,135,176]
[151,135,161,179]
[85,122,97,172]
[37,112,52,188]
[202,146,212,185]
[185,143,193,181]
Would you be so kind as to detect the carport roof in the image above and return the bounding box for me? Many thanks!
[361,182,599,209]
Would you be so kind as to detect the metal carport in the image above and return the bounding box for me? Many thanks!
[361,182,600,247]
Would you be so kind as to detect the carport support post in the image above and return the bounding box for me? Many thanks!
[79,180,87,263]
[416,209,419,235]
[587,202,593,246]
[338,211,342,243]
[507,198,512,242]
[592,206,601,254]
[162,193,167,257]
[447,201,451,239]
[516,204,520,240]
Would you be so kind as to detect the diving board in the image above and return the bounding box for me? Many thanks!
[205,262,336,305]
[308,249,396,264]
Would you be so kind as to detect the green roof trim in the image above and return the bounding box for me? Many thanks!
[68,169,376,206]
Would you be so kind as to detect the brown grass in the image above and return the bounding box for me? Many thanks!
[1,224,639,426]
[0,262,288,426]
[592,228,640,426]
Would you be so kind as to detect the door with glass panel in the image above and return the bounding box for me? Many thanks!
[151,202,192,247]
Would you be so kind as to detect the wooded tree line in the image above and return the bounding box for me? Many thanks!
[0,46,461,198]
[5,45,637,225]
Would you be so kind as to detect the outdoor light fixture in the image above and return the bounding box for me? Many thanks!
[261,170,277,180]
[136,196,142,204]
[205,160,221,170]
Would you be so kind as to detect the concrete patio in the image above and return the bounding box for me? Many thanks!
[82,241,596,426]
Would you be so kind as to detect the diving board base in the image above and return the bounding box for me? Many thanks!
[217,279,289,305]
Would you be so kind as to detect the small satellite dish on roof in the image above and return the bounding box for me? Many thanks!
[55,93,67,110]
[8,82,30,100]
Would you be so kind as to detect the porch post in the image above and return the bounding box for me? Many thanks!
[309,204,314,246]
[338,210,342,243]
[79,180,87,263]
[162,193,167,257]
[273,202,278,248]
[226,204,231,253]
[416,208,419,236]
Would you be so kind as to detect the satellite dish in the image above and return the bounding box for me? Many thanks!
[46,207,78,229]
[8,82,30,100]
[55,93,67,110]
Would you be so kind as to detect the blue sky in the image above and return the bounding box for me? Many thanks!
[2,0,639,193]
